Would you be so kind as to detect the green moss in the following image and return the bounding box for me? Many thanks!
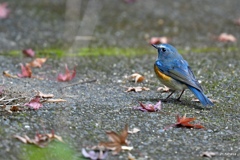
[20,141,82,160]
[2,46,238,58]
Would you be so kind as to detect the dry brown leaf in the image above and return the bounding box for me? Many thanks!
[36,91,54,98]
[149,36,170,44]
[10,106,22,112]
[125,86,150,92]
[14,130,63,147]
[129,73,144,83]
[27,58,47,68]
[3,71,18,78]
[99,125,131,155]
[128,128,140,134]
[157,86,171,92]
[201,151,216,158]
[217,33,237,42]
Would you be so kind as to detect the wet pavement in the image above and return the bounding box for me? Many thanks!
[0,0,240,160]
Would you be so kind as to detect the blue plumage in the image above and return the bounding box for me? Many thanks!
[152,43,213,106]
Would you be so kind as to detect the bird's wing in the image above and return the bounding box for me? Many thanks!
[155,60,203,91]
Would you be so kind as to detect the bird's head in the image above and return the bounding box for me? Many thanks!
[152,43,182,61]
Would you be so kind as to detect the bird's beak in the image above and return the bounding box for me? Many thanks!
[151,44,158,49]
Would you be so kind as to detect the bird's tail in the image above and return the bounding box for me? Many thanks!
[188,86,214,106]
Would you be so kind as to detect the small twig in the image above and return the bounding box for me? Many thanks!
[1,97,26,103]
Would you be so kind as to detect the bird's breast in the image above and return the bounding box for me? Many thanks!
[154,64,187,90]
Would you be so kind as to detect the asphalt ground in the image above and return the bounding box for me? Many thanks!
[0,0,240,159]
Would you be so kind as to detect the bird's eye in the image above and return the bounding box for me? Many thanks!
[161,48,166,52]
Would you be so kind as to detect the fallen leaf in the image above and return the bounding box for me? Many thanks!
[157,86,171,92]
[24,96,43,110]
[3,70,19,78]
[201,151,216,158]
[192,98,219,103]
[10,106,22,112]
[57,64,76,82]
[164,114,204,130]
[129,73,144,83]
[133,101,161,112]
[36,91,54,98]
[99,124,131,155]
[82,148,108,160]
[14,130,63,148]
[0,2,10,19]
[26,58,47,68]
[217,33,237,42]
[17,64,32,78]
[149,36,170,44]
[175,114,205,129]
[125,86,150,92]
[128,127,140,134]
[22,49,35,57]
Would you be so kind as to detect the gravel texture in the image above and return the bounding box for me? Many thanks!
[0,0,240,160]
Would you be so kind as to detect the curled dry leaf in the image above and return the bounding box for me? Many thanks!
[128,127,140,134]
[201,151,216,158]
[14,130,63,148]
[3,71,18,78]
[217,33,237,42]
[36,91,54,98]
[0,2,10,19]
[129,73,144,83]
[157,86,170,92]
[27,58,47,68]
[99,124,132,155]
[149,36,170,44]
[133,101,161,112]
[10,106,22,112]
[125,86,150,92]
[82,148,108,160]
[57,64,76,82]
[22,49,35,57]
[17,64,32,78]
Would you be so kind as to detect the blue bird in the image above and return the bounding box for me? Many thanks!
[152,43,213,106]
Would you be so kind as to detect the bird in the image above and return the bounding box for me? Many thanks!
[152,43,213,106]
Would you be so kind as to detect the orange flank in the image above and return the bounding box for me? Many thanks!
[154,64,171,81]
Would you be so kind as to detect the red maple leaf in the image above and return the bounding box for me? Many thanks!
[22,49,35,57]
[133,101,161,112]
[0,2,10,19]
[24,96,43,110]
[57,64,76,82]
[17,64,32,78]
[164,114,205,130]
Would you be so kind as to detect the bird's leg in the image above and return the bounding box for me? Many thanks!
[176,89,185,102]
[163,91,175,102]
